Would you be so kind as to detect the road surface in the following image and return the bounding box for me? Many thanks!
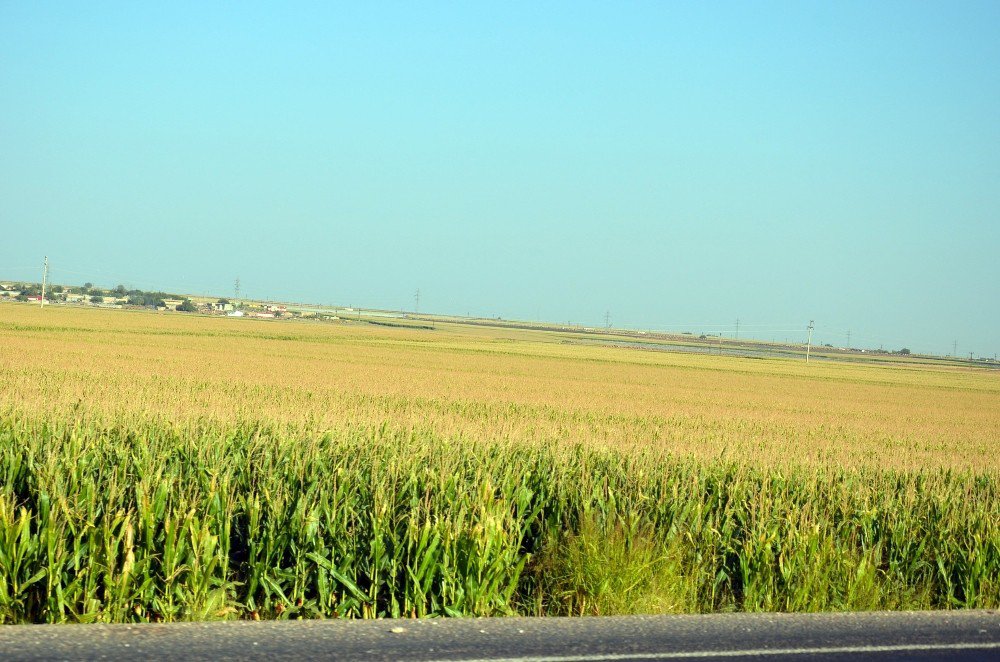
[1,610,998,661]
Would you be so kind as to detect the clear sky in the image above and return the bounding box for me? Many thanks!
[2,2,998,356]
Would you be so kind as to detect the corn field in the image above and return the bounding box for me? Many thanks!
[1,305,998,622]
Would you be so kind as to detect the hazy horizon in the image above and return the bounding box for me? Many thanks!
[3,3,998,356]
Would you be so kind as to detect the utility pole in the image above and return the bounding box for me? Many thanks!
[953,340,957,357]
[735,318,740,341]
[40,256,49,307]
[806,320,815,363]
[414,289,420,314]
[846,330,851,349]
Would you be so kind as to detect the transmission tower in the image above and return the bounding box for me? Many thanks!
[234,277,241,305]
[605,311,611,330]
[414,289,420,314]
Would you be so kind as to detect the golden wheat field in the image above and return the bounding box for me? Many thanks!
[2,304,997,470]
[1,303,998,622]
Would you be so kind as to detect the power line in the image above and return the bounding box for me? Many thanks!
[40,263,222,299]
[8,262,987,357]
[652,322,803,329]
[0,266,42,275]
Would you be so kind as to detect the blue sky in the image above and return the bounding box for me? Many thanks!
[2,2,998,356]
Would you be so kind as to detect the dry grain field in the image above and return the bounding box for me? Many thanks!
[0,304,998,622]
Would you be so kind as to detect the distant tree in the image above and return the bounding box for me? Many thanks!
[217,298,230,305]
[83,282,93,289]
[113,284,127,295]
[177,299,197,312]
[52,285,64,293]
[90,295,103,304]
[898,348,911,355]
[128,290,169,307]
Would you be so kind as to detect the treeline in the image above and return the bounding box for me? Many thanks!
[10,281,183,308]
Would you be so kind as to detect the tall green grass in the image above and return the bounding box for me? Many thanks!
[0,412,997,623]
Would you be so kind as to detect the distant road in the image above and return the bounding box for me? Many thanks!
[2,611,998,661]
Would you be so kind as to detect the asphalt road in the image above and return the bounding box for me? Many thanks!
[1,611,998,661]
